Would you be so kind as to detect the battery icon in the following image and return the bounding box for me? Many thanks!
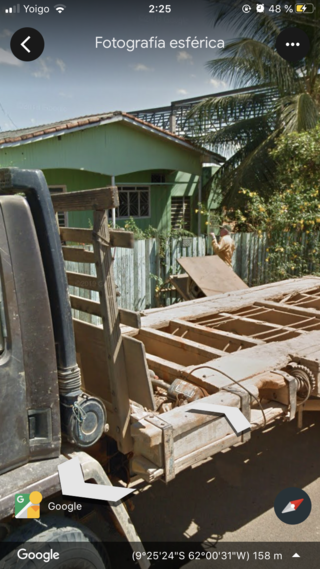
[295,3,315,12]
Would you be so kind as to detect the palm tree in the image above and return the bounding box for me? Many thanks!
[189,0,320,205]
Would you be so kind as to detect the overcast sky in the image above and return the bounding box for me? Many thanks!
[0,0,235,131]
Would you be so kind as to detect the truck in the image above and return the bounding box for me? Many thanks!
[1,168,320,567]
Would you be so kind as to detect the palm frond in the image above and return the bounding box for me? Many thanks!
[277,94,319,132]
[206,39,298,94]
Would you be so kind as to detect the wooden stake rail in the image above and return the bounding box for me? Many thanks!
[53,186,145,453]
[60,227,134,249]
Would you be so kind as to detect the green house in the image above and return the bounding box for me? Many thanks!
[0,112,224,234]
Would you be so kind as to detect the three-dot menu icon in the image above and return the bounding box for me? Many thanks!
[276,27,310,61]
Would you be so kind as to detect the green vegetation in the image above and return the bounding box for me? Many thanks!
[189,1,320,204]
[232,126,320,281]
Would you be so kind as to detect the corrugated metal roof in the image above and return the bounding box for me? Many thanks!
[0,111,225,164]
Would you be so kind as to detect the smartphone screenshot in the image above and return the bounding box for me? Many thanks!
[0,0,318,567]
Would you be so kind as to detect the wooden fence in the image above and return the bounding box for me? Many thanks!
[66,232,318,315]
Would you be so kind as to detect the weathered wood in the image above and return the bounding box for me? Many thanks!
[139,277,320,329]
[92,209,132,454]
[60,227,134,248]
[123,336,155,410]
[70,295,140,328]
[70,294,102,316]
[62,246,95,263]
[167,319,262,352]
[61,227,93,244]
[51,187,119,212]
[256,300,320,321]
[178,255,248,296]
[146,354,185,383]
[119,309,141,329]
[66,271,99,291]
[137,327,225,366]
[174,402,286,474]
[109,229,134,249]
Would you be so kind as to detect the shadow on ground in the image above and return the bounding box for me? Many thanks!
[127,412,320,543]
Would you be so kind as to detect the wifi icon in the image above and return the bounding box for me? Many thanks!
[54,4,66,13]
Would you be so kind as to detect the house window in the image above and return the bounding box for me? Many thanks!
[116,187,150,219]
[171,197,191,231]
[48,186,68,227]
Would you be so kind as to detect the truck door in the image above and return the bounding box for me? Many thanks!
[0,196,60,475]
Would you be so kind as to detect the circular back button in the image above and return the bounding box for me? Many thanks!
[276,27,310,62]
[10,28,45,62]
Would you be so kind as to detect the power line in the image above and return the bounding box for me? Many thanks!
[0,101,18,130]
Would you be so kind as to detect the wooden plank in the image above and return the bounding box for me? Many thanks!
[139,278,320,330]
[177,255,248,297]
[66,271,99,291]
[60,227,134,249]
[145,353,185,383]
[170,274,192,301]
[110,229,134,249]
[62,246,95,263]
[73,319,112,406]
[119,308,141,329]
[174,403,286,474]
[168,319,263,352]
[70,294,140,328]
[92,209,132,454]
[123,336,155,410]
[70,294,102,316]
[51,187,119,212]
[256,300,320,320]
[137,327,225,366]
[60,227,92,244]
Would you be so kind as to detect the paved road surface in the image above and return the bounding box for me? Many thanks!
[90,411,320,567]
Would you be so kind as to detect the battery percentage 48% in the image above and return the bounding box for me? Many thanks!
[268,5,293,12]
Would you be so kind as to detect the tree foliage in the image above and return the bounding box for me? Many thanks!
[188,0,320,204]
[233,126,320,281]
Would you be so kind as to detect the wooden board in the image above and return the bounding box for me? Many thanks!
[137,327,225,366]
[60,227,134,249]
[123,336,155,410]
[51,187,119,211]
[62,246,95,263]
[169,273,191,301]
[70,295,141,328]
[73,319,154,410]
[178,255,248,297]
[92,209,132,454]
[137,278,320,332]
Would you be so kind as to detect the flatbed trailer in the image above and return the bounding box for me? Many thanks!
[1,168,320,568]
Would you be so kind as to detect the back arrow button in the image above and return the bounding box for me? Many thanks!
[10,28,45,61]
[21,36,31,53]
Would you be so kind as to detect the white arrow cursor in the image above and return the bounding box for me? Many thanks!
[188,402,251,436]
[58,458,135,503]
[21,36,31,53]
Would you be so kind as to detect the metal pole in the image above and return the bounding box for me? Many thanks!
[111,175,116,228]
[198,176,202,236]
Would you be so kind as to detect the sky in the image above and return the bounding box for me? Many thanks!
[0,0,236,131]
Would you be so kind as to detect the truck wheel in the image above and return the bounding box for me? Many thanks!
[0,516,111,568]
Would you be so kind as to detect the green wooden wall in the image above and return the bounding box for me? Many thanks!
[0,121,220,234]
[43,168,199,233]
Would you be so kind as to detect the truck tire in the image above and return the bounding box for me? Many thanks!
[0,516,111,569]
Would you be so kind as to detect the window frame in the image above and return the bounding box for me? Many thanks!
[116,186,151,220]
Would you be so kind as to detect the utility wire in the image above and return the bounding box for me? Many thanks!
[0,101,18,130]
